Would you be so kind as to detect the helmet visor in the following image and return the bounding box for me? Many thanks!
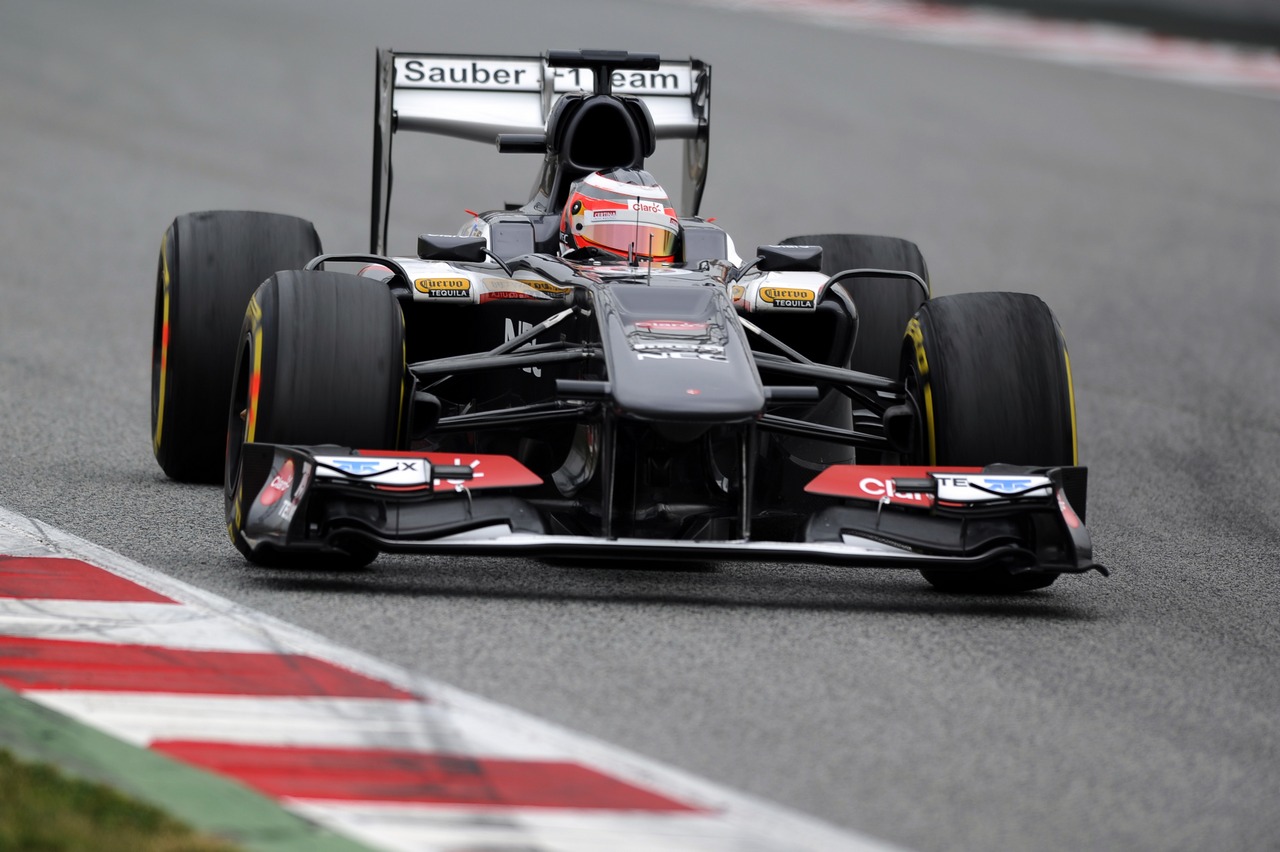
[577,218,678,258]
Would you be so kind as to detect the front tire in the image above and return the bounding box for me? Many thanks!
[225,270,405,568]
[152,211,321,482]
[904,292,1077,593]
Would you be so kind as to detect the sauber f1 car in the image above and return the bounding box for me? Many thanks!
[151,49,1105,592]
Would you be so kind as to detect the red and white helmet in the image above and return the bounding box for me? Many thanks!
[560,168,680,263]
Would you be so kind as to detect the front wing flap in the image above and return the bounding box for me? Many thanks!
[230,443,547,559]
[801,465,1101,576]
[231,445,1103,575]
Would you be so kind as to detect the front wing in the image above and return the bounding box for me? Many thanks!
[230,443,1104,576]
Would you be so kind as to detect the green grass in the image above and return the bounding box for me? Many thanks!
[0,748,241,852]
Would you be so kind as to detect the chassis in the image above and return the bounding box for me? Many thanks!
[152,50,1104,592]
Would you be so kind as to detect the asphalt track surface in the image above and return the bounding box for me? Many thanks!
[1,1,1278,850]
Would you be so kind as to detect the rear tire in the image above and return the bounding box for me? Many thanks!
[225,270,405,568]
[152,211,321,482]
[781,233,929,378]
[904,292,1077,593]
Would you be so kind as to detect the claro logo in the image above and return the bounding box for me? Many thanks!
[259,459,294,507]
[859,477,930,503]
[759,288,815,309]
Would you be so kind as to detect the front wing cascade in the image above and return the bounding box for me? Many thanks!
[230,444,1104,576]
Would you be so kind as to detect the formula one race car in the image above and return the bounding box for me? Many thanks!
[151,49,1104,592]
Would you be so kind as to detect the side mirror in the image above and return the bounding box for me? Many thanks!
[755,244,823,272]
[417,234,487,262]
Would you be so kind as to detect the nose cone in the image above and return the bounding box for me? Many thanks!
[599,283,765,423]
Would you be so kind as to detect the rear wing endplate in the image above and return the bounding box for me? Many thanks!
[371,49,711,254]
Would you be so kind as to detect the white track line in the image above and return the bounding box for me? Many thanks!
[29,692,571,757]
[0,506,908,852]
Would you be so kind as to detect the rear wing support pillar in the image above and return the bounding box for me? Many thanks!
[372,48,395,254]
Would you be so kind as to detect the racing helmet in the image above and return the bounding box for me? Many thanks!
[560,168,679,263]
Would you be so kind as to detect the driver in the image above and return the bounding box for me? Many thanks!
[560,168,679,263]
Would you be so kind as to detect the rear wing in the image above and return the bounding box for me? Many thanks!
[371,49,712,254]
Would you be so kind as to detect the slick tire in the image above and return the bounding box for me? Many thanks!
[904,291,1077,593]
[225,270,405,568]
[781,233,930,379]
[152,211,322,483]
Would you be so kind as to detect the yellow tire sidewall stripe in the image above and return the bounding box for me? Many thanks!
[1062,340,1079,465]
[905,317,937,465]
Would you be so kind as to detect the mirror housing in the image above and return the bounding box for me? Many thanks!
[417,234,487,262]
[755,244,823,272]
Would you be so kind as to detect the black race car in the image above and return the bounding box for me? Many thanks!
[151,49,1103,592]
